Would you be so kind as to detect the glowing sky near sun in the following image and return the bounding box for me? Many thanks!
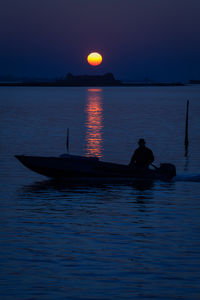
[1,0,200,81]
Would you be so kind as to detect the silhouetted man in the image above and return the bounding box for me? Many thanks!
[129,138,154,170]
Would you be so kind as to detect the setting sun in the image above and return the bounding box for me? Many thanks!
[87,52,102,66]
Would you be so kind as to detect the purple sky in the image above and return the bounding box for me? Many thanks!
[1,0,200,81]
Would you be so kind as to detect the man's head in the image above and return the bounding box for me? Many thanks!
[138,138,146,147]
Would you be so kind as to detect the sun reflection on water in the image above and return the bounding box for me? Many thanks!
[85,88,103,158]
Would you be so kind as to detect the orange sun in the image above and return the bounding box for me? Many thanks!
[87,52,102,66]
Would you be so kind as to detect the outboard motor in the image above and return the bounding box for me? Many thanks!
[159,163,176,180]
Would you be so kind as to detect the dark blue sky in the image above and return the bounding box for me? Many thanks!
[1,0,200,81]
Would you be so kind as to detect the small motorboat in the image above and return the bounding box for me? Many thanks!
[15,154,176,182]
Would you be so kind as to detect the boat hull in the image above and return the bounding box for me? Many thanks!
[15,154,176,181]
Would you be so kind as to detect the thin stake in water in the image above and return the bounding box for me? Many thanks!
[184,100,189,157]
[66,128,69,153]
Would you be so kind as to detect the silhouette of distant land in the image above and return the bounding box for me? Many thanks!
[58,72,121,86]
[189,79,200,84]
[0,73,184,87]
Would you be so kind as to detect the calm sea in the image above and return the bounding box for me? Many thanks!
[0,86,200,300]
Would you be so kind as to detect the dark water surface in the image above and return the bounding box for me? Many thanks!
[0,86,200,299]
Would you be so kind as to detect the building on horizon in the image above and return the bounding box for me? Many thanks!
[57,72,122,86]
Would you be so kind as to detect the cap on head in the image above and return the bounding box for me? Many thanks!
[138,138,146,145]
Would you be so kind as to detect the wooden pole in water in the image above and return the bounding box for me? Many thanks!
[184,100,189,156]
[66,128,69,153]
